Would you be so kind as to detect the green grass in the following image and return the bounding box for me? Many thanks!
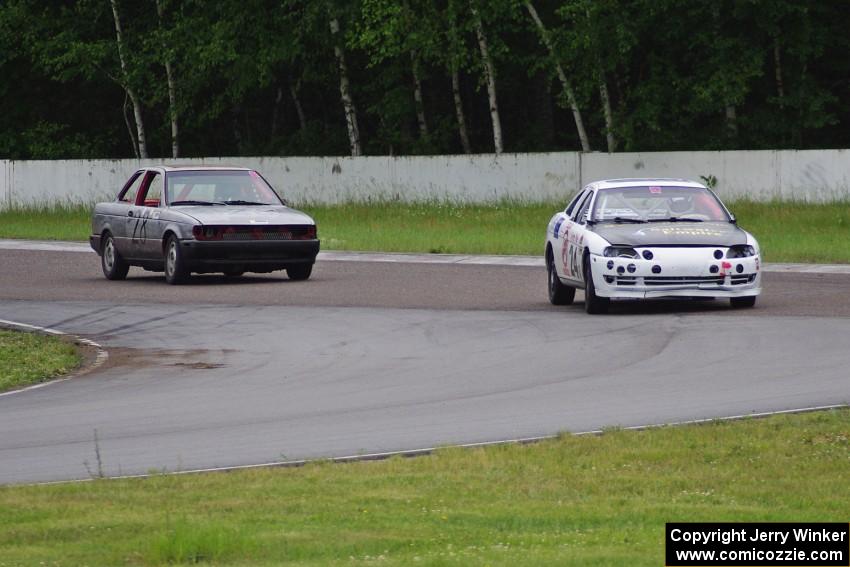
[306,200,555,256]
[0,204,91,241]
[730,199,850,264]
[1,199,849,262]
[0,409,847,565]
[0,329,81,392]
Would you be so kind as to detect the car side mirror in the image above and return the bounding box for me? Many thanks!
[729,214,737,224]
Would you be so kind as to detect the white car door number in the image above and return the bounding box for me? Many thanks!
[558,221,581,282]
[568,240,581,281]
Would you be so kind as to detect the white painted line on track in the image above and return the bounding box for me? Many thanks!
[31,403,848,485]
[0,239,92,253]
[0,319,109,398]
[1,238,848,273]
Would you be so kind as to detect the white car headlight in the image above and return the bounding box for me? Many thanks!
[726,245,756,258]
[603,246,639,259]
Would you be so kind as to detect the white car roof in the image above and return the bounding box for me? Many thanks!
[588,178,706,190]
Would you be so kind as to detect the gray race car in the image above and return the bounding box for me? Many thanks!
[90,166,320,284]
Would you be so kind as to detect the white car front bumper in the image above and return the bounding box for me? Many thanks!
[590,248,762,299]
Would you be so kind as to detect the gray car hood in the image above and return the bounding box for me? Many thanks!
[591,221,747,247]
[176,205,314,225]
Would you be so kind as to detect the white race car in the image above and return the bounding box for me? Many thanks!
[545,178,762,314]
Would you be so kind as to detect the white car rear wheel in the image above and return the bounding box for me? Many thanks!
[547,251,575,306]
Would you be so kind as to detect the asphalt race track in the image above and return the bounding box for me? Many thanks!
[1,244,849,484]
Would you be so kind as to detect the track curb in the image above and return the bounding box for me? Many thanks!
[32,403,848,485]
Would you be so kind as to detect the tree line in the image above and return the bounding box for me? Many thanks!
[1,0,847,160]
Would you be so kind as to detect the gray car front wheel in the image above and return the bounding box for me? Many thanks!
[164,236,189,285]
[101,233,129,281]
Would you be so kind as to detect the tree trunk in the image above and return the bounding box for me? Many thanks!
[155,0,179,158]
[290,79,307,131]
[773,37,785,99]
[524,0,591,152]
[329,17,362,156]
[598,74,617,152]
[410,50,429,138]
[122,92,139,159]
[471,4,503,155]
[451,65,472,154]
[109,0,147,159]
[163,58,179,158]
[446,3,471,154]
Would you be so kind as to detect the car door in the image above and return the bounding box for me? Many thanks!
[551,190,585,281]
[559,189,593,283]
[113,171,145,258]
[133,171,166,259]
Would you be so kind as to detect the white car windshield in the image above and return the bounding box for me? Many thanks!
[591,186,730,223]
[167,170,283,206]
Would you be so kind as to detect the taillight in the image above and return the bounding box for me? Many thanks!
[304,225,316,239]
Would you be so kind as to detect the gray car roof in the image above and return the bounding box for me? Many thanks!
[145,165,253,172]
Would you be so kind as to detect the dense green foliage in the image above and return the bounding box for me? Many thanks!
[1,409,848,564]
[1,0,847,159]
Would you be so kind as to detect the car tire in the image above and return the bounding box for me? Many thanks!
[730,296,756,309]
[164,235,189,285]
[584,256,610,315]
[101,233,130,281]
[286,264,313,281]
[547,251,575,305]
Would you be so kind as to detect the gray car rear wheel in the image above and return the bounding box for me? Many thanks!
[101,233,129,281]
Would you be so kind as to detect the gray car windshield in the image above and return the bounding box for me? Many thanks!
[167,170,283,206]
[591,186,730,223]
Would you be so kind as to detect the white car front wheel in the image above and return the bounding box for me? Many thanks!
[730,296,756,309]
[584,258,609,315]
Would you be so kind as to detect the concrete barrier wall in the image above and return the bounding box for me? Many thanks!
[1,149,849,208]
[0,160,11,208]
